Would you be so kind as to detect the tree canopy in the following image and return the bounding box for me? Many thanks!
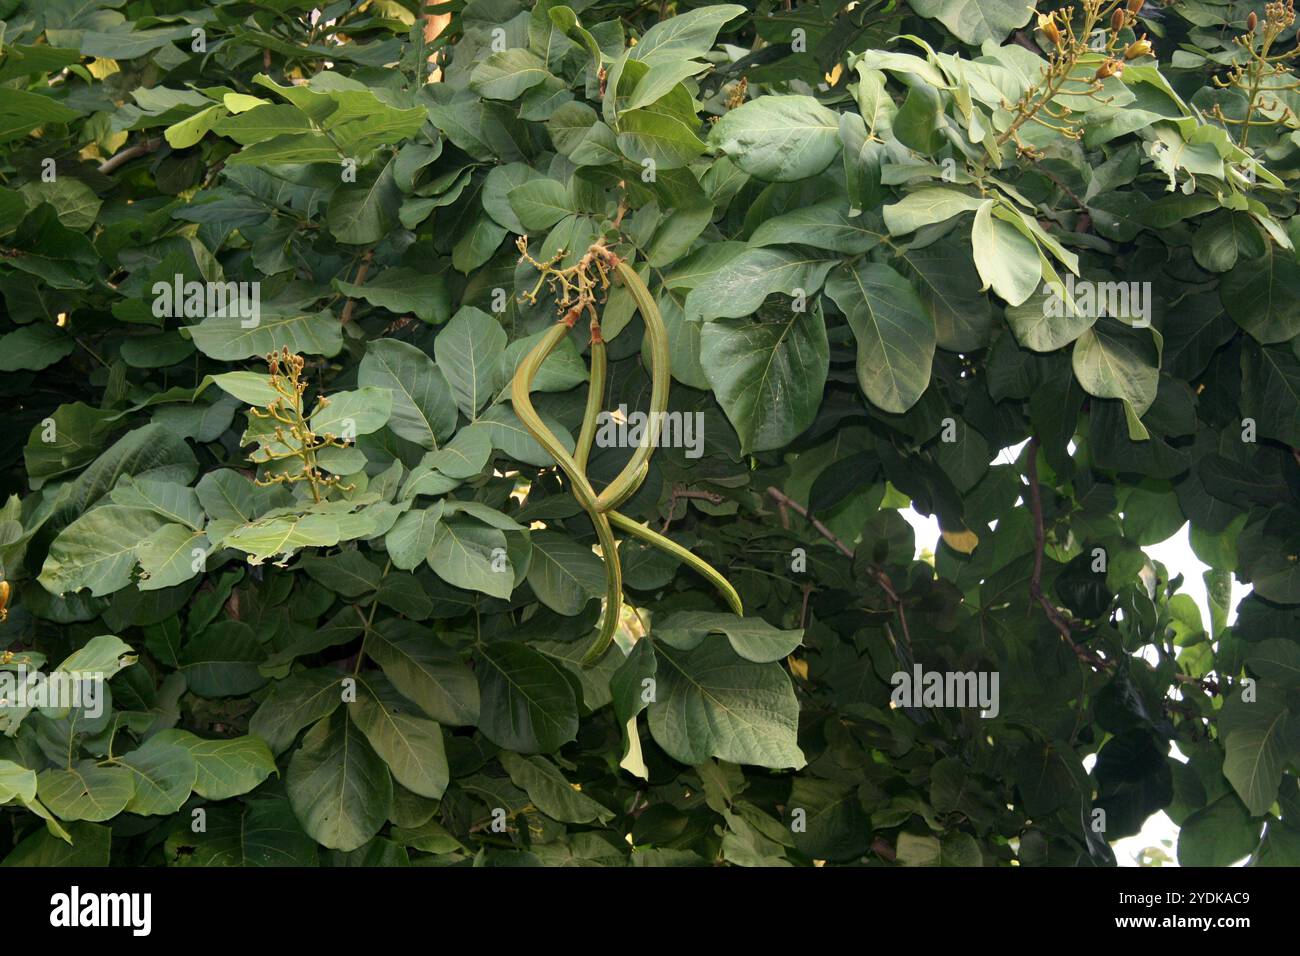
[1,0,1299,868]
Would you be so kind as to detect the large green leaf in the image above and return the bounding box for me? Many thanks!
[909,0,1037,44]
[350,673,449,800]
[648,641,806,770]
[434,307,507,418]
[286,711,393,852]
[827,261,936,415]
[708,96,841,182]
[358,339,458,450]
[476,642,579,753]
[365,620,479,726]
[701,301,828,453]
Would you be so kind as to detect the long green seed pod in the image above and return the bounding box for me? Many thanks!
[608,510,743,615]
[511,320,623,664]
[574,331,605,473]
[594,259,671,513]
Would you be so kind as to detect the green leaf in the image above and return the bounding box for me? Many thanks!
[209,371,281,406]
[350,673,449,800]
[507,179,574,231]
[37,763,134,822]
[56,635,137,679]
[655,611,803,663]
[476,642,579,753]
[366,620,479,726]
[971,200,1041,306]
[38,505,168,597]
[250,669,346,754]
[332,268,450,324]
[287,711,393,852]
[827,261,936,415]
[1177,794,1261,866]
[428,517,512,598]
[0,324,75,371]
[628,5,745,62]
[1071,319,1160,420]
[701,301,828,453]
[1220,696,1298,816]
[310,387,393,438]
[385,506,445,570]
[1241,341,1300,448]
[119,735,198,816]
[749,200,882,254]
[188,309,343,361]
[358,339,458,450]
[908,0,1036,44]
[1,822,110,866]
[883,187,984,236]
[1221,245,1300,345]
[434,306,507,418]
[159,731,278,800]
[648,641,806,769]
[526,530,605,615]
[707,96,841,182]
[499,752,614,824]
[0,760,38,804]
[471,49,551,100]
[180,620,267,697]
[327,159,401,245]
[301,550,383,596]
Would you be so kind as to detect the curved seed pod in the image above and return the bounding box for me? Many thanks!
[575,328,606,473]
[608,511,743,615]
[511,320,623,664]
[593,258,671,513]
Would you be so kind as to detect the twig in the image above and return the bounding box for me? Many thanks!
[1025,437,1112,671]
[765,486,853,558]
[97,139,161,175]
[339,250,374,324]
[1174,673,1221,696]
[765,485,911,652]
[661,484,724,531]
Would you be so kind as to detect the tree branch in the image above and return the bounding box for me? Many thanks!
[339,250,374,324]
[97,139,162,175]
[1025,437,1113,671]
[765,486,911,654]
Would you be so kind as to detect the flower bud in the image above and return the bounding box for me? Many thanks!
[1247,11,1258,32]
[1038,12,1062,47]
[1095,58,1124,80]
[1111,8,1125,32]
[1127,0,1144,13]
[1124,37,1153,59]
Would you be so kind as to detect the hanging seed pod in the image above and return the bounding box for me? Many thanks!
[1111,8,1125,33]
[1038,12,1062,47]
[1125,37,1153,59]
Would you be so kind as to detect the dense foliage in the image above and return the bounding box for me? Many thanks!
[1,0,1299,868]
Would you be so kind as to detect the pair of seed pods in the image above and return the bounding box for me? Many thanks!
[510,245,742,664]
